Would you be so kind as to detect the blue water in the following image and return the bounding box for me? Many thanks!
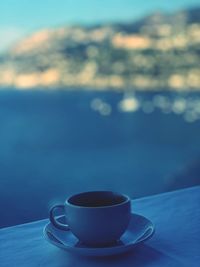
[0,89,200,228]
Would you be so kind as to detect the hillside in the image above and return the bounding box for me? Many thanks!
[0,7,200,90]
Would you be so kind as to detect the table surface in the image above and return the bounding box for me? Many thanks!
[0,186,200,267]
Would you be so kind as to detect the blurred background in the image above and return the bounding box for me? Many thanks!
[0,0,200,228]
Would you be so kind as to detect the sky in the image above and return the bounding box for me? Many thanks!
[0,0,200,51]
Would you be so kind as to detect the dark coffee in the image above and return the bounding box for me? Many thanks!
[68,191,127,207]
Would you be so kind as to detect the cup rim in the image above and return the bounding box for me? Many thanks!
[65,191,130,209]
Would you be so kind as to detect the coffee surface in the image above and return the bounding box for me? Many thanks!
[68,192,126,207]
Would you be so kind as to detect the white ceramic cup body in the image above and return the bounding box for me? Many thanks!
[50,191,131,246]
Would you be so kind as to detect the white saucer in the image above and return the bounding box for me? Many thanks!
[44,213,154,257]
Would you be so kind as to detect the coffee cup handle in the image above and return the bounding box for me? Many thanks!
[49,204,69,231]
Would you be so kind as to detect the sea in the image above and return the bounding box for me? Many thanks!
[0,89,200,228]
